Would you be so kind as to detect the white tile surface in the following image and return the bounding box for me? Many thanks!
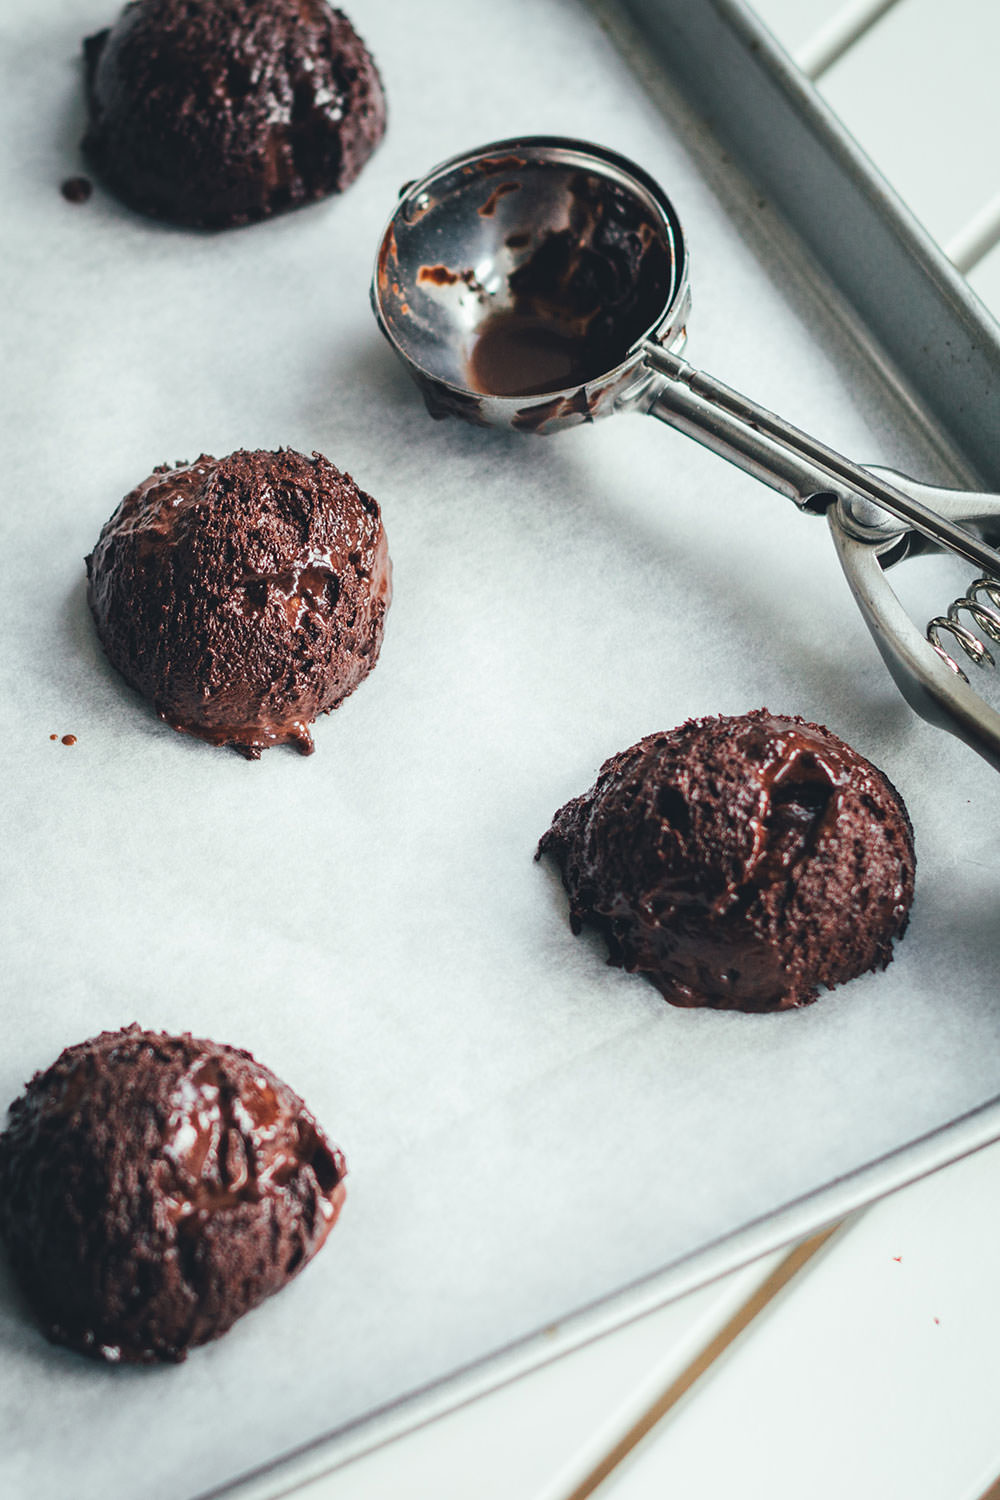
[592,1140,1000,1500]
[285,1144,1000,1500]
[749,0,845,55]
[818,0,1000,247]
[286,1253,786,1500]
[968,241,1000,321]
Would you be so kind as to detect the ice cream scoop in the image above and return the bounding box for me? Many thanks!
[372,136,1000,774]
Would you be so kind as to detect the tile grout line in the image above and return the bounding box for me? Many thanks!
[545,1223,844,1500]
[796,0,907,79]
[945,193,1000,276]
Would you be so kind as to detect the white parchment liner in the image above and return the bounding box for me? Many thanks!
[2,2,999,1496]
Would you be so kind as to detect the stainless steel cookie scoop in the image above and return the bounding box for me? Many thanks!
[372,135,1000,772]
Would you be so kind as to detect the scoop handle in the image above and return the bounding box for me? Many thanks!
[641,343,1000,577]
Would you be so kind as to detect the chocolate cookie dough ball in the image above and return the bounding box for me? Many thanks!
[82,0,386,227]
[86,448,391,757]
[0,1026,346,1363]
[537,710,915,1012]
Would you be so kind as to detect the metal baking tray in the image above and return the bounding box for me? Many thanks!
[3,2,1000,1497]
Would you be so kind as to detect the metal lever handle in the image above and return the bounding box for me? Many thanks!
[829,480,1000,775]
[641,343,1000,578]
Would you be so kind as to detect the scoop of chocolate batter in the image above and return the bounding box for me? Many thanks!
[82,0,386,227]
[0,1026,346,1363]
[86,447,391,757]
[537,710,916,1012]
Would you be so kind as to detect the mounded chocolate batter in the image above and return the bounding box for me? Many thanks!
[0,1026,346,1363]
[537,710,916,1012]
[86,448,391,758]
[82,0,386,228]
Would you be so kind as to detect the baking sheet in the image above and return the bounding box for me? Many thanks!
[2,1,1000,1497]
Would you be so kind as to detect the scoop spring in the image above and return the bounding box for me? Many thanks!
[927,576,1000,680]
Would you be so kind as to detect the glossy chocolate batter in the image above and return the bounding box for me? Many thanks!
[82,0,386,227]
[467,172,672,398]
[87,448,391,757]
[538,710,916,1012]
[0,1026,346,1363]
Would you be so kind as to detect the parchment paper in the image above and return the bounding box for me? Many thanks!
[2,1,999,1496]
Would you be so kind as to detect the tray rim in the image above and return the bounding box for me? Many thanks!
[617,0,1000,487]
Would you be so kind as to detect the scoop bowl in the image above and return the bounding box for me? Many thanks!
[371,136,690,433]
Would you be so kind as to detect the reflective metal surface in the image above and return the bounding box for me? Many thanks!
[372,136,690,432]
[830,472,1000,774]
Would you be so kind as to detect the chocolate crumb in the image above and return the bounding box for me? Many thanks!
[60,176,93,204]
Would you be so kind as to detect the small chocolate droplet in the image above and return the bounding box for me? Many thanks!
[61,734,77,746]
[60,177,93,205]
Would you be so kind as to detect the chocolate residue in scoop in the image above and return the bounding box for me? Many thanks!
[537,710,916,1012]
[0,1026,346,1363]
[467,171,672,398]
[468,312,599,398]
[479,181,520,217]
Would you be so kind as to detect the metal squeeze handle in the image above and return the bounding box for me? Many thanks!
[641,344,1000,578]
